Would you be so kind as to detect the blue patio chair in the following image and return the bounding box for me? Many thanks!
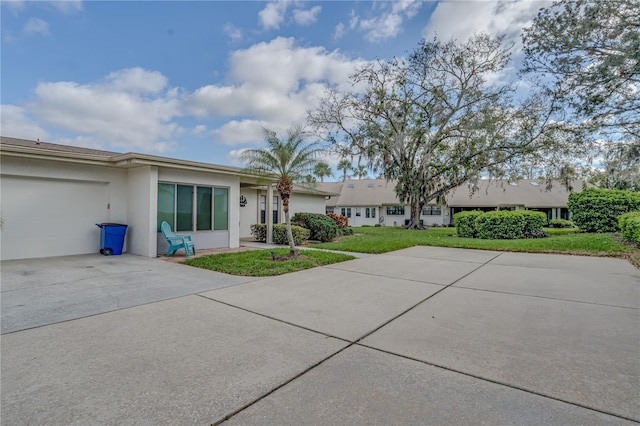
[160,221,196,257]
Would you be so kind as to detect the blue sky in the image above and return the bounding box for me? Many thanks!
[1,0,548,169]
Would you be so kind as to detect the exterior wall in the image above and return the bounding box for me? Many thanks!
[0,156,128,260]
[240,188,259,239]
[157,168,240,253]
[289,193,326,217]
[127,166,158,257]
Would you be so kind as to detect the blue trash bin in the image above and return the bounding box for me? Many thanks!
[96,223,128,255]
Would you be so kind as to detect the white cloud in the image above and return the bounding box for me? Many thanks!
[423,0,549,49]
[292,5,321,26]
[104,67,168,94]
[357,0,423,42]
[185,37,367,145]
[258,1,290,30]
[23,18,50,36]
[213,120,272,146]
[0,104,50,140]
[223,23,242,42]
[227,148,250,166]
[192,125,207,135]
[50,0,83,14]
[2,0,25,12]
[333,22,346,40]
[29,68,182,153]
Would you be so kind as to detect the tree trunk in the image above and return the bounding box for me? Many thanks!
[405,200,425,230]
[282,196,298,256]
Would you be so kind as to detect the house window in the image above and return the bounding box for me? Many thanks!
[422,206,442,216]
[273,196,279,224]
[326,207,334,214]
[197,187,212,230]
[157,183,175,231]
[260,195,266,224]
[355,208,361,217]
[386,206,405,215]
[372,208,376,218]
[157,183,229,232]
[176,185,193,231]
[365,208,370,218]
[214,188,229,230]
[341,207,352,218]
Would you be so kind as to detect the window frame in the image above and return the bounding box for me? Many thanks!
[157,182,230,232]
[386,205,405,216]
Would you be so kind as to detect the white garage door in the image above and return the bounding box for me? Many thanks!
[1,176,110,260]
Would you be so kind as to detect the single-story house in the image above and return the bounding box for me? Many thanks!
[316,178,586,227]
[0,136,333,260]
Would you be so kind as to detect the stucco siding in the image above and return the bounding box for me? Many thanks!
[240,188,259,239]
[126,166,158,257]
[0,156,127,260]
[289,193,326,216]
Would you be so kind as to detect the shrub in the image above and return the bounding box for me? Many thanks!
[474,211,546,240]
[522,211,547,234]
[326,212,349,228]
[338,227,355,236]
[568,189,640,232]
[549,218,575,228]
[454,211,483,238]
[250,224,310,245]
[619,212,640,244]
[292,212,339,242]
[475,211,526,239]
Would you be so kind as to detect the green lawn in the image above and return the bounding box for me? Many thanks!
[184,248,355,276]
[311,226,639,266]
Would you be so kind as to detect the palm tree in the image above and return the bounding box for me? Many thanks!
[337,159,353,182]
[354,164,369,179]
[242,126,322,256]
[313,161,333,182]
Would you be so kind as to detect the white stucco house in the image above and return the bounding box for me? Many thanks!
[0,137,333,260]
[317,178,585,227]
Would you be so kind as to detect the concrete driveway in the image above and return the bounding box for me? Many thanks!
[1,248,638,425]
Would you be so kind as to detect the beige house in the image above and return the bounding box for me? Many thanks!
[317,178,585,227]
[0,136,332,260]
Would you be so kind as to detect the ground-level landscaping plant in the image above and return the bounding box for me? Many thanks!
[619,212,640,245]
[250,224,310,245]
[568,189,640,232]
[454,210,547,240]
[292,212,339,242]
[549,218,575,228]
[185,248,354,276]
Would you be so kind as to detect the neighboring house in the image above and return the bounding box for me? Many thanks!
[0,137,332,260]
[446,179,585,222]
[317,178,585,227]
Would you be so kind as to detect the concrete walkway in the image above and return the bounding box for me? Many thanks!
[1,248,638,425]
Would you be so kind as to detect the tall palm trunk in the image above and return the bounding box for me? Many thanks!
[282,196,298,256]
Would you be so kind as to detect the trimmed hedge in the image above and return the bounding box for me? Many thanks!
[455,210,547,240]
[549,218,575,228]
[619,212,640,244]
[250,224,310,245]
[338,227,355,236]
[568,189,640,233]
[292,212,339,242]
[454,211,483,238]
[326,212,349,228]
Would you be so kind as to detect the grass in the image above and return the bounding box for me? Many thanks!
[184,248,355,276]
[311,226,640,266]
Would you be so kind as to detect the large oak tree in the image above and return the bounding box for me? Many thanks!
[309,34,558,229]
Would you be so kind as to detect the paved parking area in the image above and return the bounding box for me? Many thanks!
[1,248,639,424]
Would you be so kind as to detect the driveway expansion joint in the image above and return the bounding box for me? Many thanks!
[354,343,640,424]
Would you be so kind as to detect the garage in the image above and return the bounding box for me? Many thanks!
[1,176,110,260]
